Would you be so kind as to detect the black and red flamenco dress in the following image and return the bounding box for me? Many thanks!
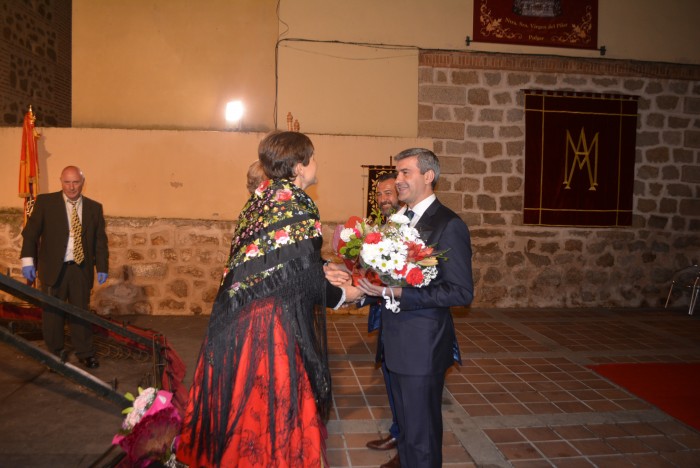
[176,299,327,467]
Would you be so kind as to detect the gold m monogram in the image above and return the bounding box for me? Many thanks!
[563,127,599,191]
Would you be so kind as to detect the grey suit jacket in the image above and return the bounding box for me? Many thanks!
[20,191,108,288]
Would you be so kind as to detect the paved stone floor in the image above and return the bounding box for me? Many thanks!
[1,307,700,467]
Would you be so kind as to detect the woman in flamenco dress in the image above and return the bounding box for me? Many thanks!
[176,131,357,467]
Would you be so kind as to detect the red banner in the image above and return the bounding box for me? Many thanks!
[473,0,598,50]
[18,106,40,226]
[523,90,638,227]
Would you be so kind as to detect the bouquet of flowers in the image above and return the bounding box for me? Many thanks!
[113,387,182,467]
[334,213,443,311]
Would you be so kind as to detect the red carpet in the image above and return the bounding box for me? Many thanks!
[589,362,700,431]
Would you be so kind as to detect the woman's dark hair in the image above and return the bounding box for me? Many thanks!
[258,131,314,180]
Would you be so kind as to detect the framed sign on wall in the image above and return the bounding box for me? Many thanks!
[473,0,598,50]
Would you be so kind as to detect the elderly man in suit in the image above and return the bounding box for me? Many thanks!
[21,165,109,369]
[358,148,474,468]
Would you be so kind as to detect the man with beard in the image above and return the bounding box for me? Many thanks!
[365,171,404,468]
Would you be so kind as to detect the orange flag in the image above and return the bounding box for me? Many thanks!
[18,106,40,226]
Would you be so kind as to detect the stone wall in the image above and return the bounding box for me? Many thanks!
[0,210,343,316]
[1,51,699,313]
[419,51,700,308]
[0,0,71,126]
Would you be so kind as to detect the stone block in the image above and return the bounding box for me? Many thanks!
[506,108,524,122]
[463,157,487,175]
[418,104,433,120]
[499,126,523,138]
[419,86,466,105]
[680,198,700,216]
[648,215,669,230]
[645,113,664,128]
[482,267,502,283]
[673,148,694,163]
[681,164,700,183]
[623,79,644,91]
[646,146,669,163]
[177,265,205,278]
[534,74,557,85]
[683,130,700,148]
[446,140,477,155]
[684,97,700,115]
[507,73,530,86]
[493,92,512,105]
[656,95,679,111]
[661,165,680,180]
[435,106,452,121]
[592,77,619,87]
[636,165,659,180]
[453,106,475,122]
[466,125,494,138]
[131,263,168,278]
[482,142,503,159]
[418,121,464,139]
[438,192,461,212]
[108,233,128,248]
[479,109,503,122]
[668,116,690,129]
[637,131,660,147]
[666,183,693,197]
[127,250,144,261]
[499,196,522,212]
[506,176,522,192]
[454,177,480,192]
[451,70,479,85]
[662,130,682,146]
[483,213,506,225]
[506,141,524,157]
[438,156,462,174]
[491,159,513,174]
[131,234,147,245]
[484,72,501,86]
[476,194,497,211]
[506,251,525,267]
[483,176,502,193]
[150,231,171,245]
[461,89,488,110]
[645,82,663,94]
[462,194,474,209]
[159,299,186,311]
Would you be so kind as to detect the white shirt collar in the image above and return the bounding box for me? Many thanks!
[400,194,436,227]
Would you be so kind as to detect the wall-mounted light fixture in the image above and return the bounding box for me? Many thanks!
[225,100,245,130]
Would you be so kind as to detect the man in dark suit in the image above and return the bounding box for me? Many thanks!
[358,148,474,468]
[21,165,109,369]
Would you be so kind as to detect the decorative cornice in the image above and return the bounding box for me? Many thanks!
[419,51,700,81]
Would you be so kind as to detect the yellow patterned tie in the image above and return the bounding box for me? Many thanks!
[68,200,84,264]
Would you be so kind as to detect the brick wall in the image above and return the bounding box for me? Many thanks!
[0,0,71,126]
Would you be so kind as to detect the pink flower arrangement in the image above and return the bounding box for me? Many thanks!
[113,387,182,467]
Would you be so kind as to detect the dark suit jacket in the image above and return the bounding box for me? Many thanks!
[382,199,473,376]
[20,191,109,288]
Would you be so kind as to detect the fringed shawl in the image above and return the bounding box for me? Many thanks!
[186,179,331,462]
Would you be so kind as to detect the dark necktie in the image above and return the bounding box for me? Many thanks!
[405,209,415,220]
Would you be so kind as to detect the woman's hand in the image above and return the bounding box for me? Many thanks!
[324,262,351,286]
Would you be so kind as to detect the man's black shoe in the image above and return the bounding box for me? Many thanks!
[79,356,100,369]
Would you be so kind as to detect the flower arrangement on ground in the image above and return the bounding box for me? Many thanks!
[113,387,182,467]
